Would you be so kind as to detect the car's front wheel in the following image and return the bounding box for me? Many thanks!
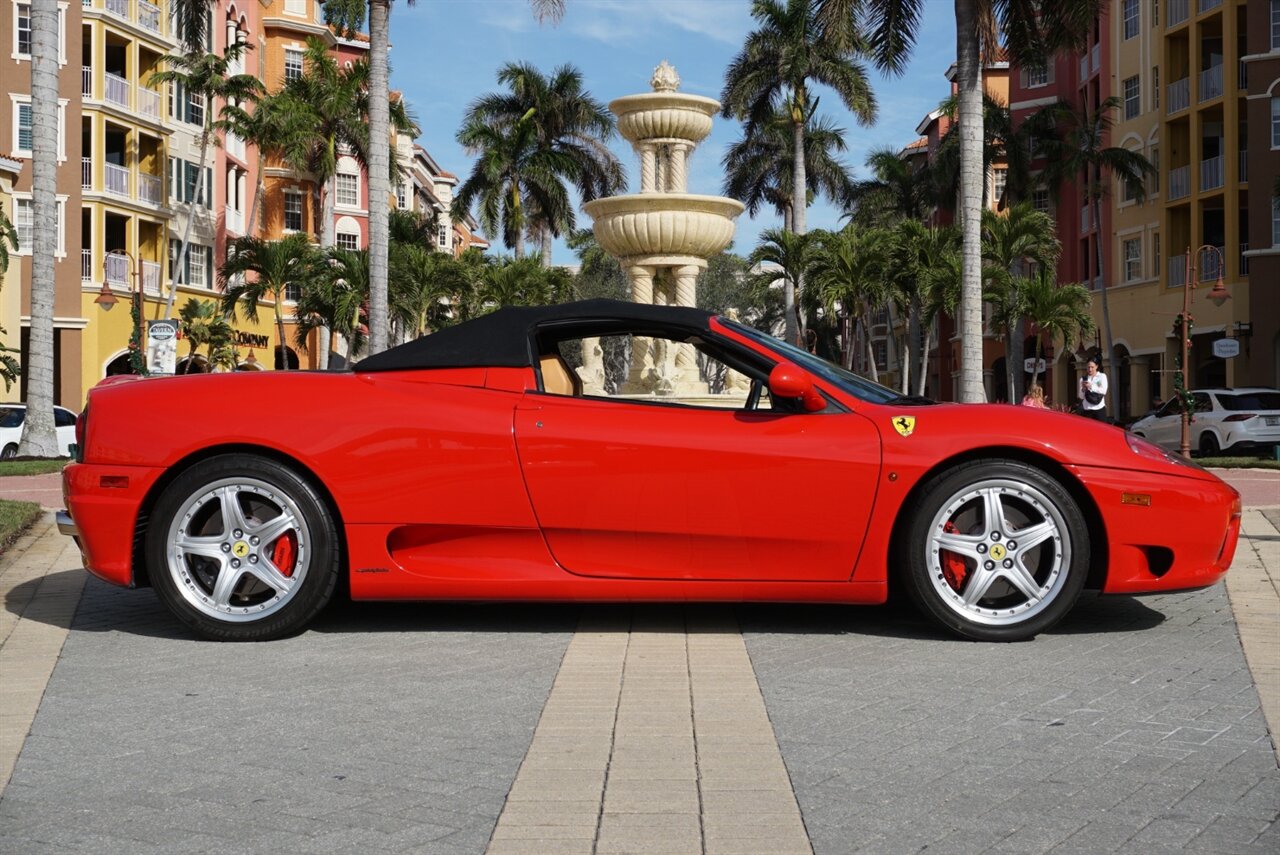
[900,459,1089,642]
[146,454,340,641]
[1198,432,1221,457]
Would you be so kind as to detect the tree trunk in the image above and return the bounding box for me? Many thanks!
[917,322,933,396]
[955,0,985,403]
[540,227,553,268]
[18,0,59,456]
[275,300,288,371]
[1009,317,1025,402]
[907,296,921,395]
[787,115,806,346]
[168,116,212,319]
[245,173,266,241]
[1092,190,1117,418]
[366,0,390,356]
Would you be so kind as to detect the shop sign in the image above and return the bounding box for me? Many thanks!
[1211,338,1240,359]
[146,319,180,374]
[1023,357,1047,373]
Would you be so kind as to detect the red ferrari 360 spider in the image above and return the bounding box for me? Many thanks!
[58,300,1241,642]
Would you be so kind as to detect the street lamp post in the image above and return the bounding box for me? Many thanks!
[102,249,147,376]
[1176,245,1230,459]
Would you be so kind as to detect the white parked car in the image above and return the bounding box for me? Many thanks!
[0,404,79,458]
[1129,387,1280,456]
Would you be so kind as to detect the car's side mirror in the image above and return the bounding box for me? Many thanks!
[768,363,826,412]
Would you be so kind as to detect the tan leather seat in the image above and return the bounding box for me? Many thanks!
[539,354,582,396]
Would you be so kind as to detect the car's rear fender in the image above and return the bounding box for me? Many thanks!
[883,445,1109,592]
[129,443,348,589]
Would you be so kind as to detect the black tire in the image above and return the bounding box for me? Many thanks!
[898,459,1089,642]
[146,454,340,641]
[1198,432,1220,457]
[1,444,16,460]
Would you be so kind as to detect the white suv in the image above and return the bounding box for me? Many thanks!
[0,404,79,458]
[1129,387,1280,457]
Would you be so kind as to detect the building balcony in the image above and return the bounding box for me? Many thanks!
[1079,54,1088,82]
[225,132,245,162]
[138,87,161,120]
[142,260,162,295]
[1080,205,1091,234]
[1238,61,1247,90]
[104,251,128,286]
[1198,64,1222,102]
[104,162,129,197]
[1090,44,1100,74]
[104,71,129,109]
[1167,78,1190,114]
[138,173,162,205]
[104,0,127,18]
[137,0,160,33]
[1168,0,1189,27]
[1198,0,1222,12]
[1169,165,1190,201]
[81,66,91,98]
[81,248,92,282]
[81,157,91,189]
[1200,246,1225,282]
[1200,155,1223,192]
[226,208,244,235]
[1168,256,1186,288]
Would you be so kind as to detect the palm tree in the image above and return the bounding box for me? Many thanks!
[1020,267,1093,394]
[16,0,58,455]
[721,0,877,346]
[880,218,962,394]
[465,62,624,266]
[178,298,218,372]
[219,234,318,371]
[392,245,471,337]
[0,205,19,392]
[452,109,575,260]
[221,92,295,243]
[295,247,370,360]
[749,228,815,347]
[724,110,855,232]
[980,202,1059,402]
[808,225,893,378]
[818,0,1099,403]
[846,146,935,225]
[469,257,570,313]
[1039,95,1154,408]
[150,41,263,319]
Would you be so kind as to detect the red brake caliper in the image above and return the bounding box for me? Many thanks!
[941,521,969,591]
[270,531,298,578]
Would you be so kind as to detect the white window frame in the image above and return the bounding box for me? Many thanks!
[10,95,67,161]
[187,242,208,287]
[1022,64,1050,89]
[284,0,306,17]
[1123,237,1141,282]
[283,189,304,233]
[1272,97,1280,150]
[12,194,67,258]
[284,47,304,83]
[1123,75,1140,120]
[1031,187,1051,214]
[1273,197,1280,247]
[437,223,449,248]
[12,2,66,64]
[336,230,359,251]
[992,167,1007,205]
[1272,0,1280,51]
[1122,0,1139,40]
[396,181,407,209]
[335,170,359,208]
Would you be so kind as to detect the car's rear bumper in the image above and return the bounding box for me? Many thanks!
[61,462,165,588]
[1071,465,1241,594]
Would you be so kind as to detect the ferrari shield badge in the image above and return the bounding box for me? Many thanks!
[892,415,916,437]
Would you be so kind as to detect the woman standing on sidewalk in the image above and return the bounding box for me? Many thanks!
[1078,357,1108,421]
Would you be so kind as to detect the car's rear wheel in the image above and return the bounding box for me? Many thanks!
[900,459,1089,642]
[1198,432,1220,457]
[1,444,16,460]
[146,455,339,641]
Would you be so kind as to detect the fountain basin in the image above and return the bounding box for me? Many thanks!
[610,93,719,145]
[584,194,745,265]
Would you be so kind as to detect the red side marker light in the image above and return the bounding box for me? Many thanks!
[100,475,129,489]
[1120,493,1151,507]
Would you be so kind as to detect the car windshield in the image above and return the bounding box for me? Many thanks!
[0,407,24,428]
[719,319,918,405]
[1219,392,1280,411]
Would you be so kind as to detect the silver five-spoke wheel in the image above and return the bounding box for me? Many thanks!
[901,459,1089,641]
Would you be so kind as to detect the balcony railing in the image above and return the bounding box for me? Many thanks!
[1241,243,1249,276]
[104,0,126,18]
[104,71,129,109]
[1198,0,1222,12]
[1079,54,1089,81]
[1168,78,1190,114]
[225,132,245,162]
[226,208,244,235]
[142,260,161,296]
[137,86,160,120]
[1200,247,1225,282]
[1168,0,1189,26]
[1239,151,1248,183]
[81,249,92,282]
[1169,165,1190,200]
[139,173,162,205]
[81,157,91,189]
[1168,256,1187,288]
[1199,64,1222,102]
[81,65,91,97]
[1080,205,1091,233]
[104,162,129,197]
[1090,43,1100,74]
[1200,155,1224,191]
[137,0,160,33]
[104,252,129,286]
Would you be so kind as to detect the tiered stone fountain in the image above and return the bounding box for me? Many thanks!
[583,61,744,395]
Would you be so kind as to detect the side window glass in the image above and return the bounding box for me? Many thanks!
[54,409,76,427]
[1193,393,1211,413]
[548,332,770,411]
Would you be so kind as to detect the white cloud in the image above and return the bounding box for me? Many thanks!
[569,0,752,46]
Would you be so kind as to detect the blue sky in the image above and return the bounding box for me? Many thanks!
[390,0,958,265]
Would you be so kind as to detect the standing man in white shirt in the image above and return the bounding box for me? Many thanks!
[1078,356,1108,421]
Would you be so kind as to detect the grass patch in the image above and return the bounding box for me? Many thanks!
[1201,456,1280,471]
[0,458,68,477]
[0,499,43,554]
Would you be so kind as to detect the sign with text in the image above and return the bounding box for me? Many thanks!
[146,319,180,374]
[1211,338,1240,359]
[1023,357,1047,373]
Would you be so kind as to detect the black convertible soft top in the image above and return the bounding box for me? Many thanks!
[355,299,714,372]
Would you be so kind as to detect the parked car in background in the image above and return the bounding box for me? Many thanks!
[1129,388,1280,457]
[0,404,79,459]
